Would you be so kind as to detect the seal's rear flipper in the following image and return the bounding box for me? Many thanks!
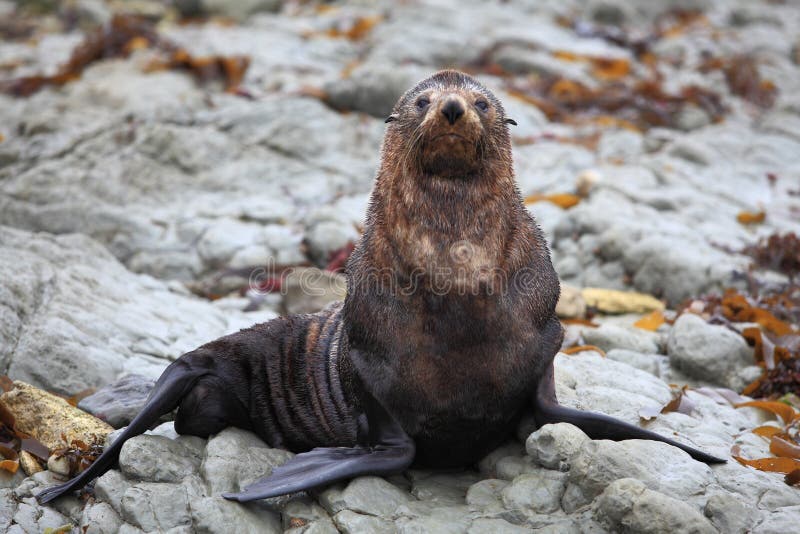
[36,359,209,504]
[223,394,414,502]
[532,362,726,464]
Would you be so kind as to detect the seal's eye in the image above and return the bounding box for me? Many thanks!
[416,98,430,110]
[475,100,489,112]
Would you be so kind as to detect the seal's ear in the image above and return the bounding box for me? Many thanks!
[385,114,398,123]
[504,118,517,126]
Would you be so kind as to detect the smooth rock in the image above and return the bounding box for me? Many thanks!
[501,470,568,514]
[120,482,191,531]
[526,423,590,471]
[80,502,124,534]
[592,478,717,534]
[118,434,201,483]
[78,374,155,428]
[190,496,282,534]
[668,313,754,388]
[581,323,661,354]
[319,476,414,518]
[332,510,395,534]
[703,491,759,534]
[562,439,714,512]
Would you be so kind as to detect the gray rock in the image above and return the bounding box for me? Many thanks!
[319,476,414,518]
[94,470,131,516]
[581,324,661,354]
[282,268,347,315]
[332,510,395,534]
[478,441,525,478]
[190,496,281,534]
[752,505,800,533]
[80,502,124,534]
[592,478,716,534]
[196,0,282,20]
[562,439,714,512]
[119,434,202,483]
[606,349,665,377]
[305,221,359,266]
[12,497,72,534]
[324,63,430,118]
[668,313,754,388]
[78,374,155,428]
[200,427,293,495]
[394,504,473,534]
[704,491,759,534]
[501,470,568,514]
[465,479,509,513]
[409,470,482,505]
[526,423,590,471]
[468,517,532,534]
[0,226,269,394]
[0,489,16,532]
[120,482,191,531]
[494,455,539,481]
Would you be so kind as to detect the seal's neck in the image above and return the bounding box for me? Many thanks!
[362,160,533,279]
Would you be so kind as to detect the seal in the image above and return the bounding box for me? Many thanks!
[37,70,723,505]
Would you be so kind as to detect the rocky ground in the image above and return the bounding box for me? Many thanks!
[1,0,800,532]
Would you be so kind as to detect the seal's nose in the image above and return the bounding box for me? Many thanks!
[441,98,465,125]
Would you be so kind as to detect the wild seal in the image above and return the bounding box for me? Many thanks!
[37,70,723,504]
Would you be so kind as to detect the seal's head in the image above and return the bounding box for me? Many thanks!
[384,70,516,179]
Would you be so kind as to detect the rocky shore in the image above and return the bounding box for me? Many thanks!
[1,0,799,532]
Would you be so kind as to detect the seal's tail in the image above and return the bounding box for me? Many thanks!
[36,359,208,504]
[532,362,726,464]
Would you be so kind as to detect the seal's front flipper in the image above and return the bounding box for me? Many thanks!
[532,362,726,464]
[223,395,414,502]
[36,358,209,504]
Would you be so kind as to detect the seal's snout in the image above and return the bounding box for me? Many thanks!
[441,98,464,125]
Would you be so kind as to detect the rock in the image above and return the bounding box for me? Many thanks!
[118,434,201,483]
[525,423,590,471]
[120,481,191,531]
[592,478,717,534]
[477,441,525,478]
[324,63,430,119]
[501,470,568,514]
[408,470,482,505]
[0,381,113,451]
[282,268,347,315]
[667,313,754,389]
[332,510,395,534]
[606,349,665,377]
[190,496,282,534]
[80,502,124,534]
[193,0,282,21]
[581,288,665,314]
[562,439,714,512]
[93,470,131,515]
[78,374,155,428]
[703,491,759,534]
[555,284,587,318]
[200,427,293,495]
[465,479,508,513]
[319,476,414,518]
[581,323,661,354]
[305,220,359,265]
[0,489,16,531]
[18,451,43,477]
[0,227,269,394]
[11,497,72,534]
[495,455,539,481]
[394,504,473,534]
[468,517,532,534]
[753,505,800,533]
